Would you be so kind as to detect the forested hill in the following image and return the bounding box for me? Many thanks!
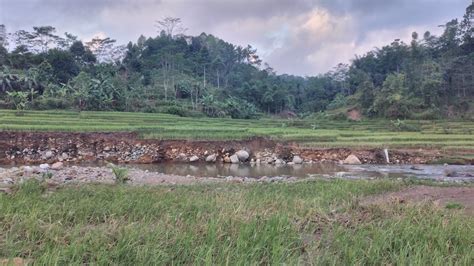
[0,4,473,120]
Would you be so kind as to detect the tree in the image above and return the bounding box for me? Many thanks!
[0,24,7,48]
[155,17,187,38]
[69,41,96,65]
[13,26,60,53]
[85,37,121,63]
[46,48,79,83]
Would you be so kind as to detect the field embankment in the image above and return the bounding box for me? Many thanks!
[0,110,473,165]
[0,131,467,165]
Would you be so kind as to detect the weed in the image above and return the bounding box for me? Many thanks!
[445,202,464,209]
[111,166,129,184]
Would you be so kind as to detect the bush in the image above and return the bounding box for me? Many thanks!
[35,97,71,110]
[111,166,129,184]
[162,106,204,117]
[390,119,421,132]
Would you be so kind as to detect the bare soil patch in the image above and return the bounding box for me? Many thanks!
[360,185,474,215]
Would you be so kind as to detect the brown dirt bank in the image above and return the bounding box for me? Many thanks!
[0,131,470,165]
[360,185,474,215]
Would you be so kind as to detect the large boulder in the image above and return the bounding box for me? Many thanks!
[189,155,199,162]
[343,155,362,165]
[292,156,303,164]
[230,154,240,164]
[205,154,217,162]
[236,150,249,162]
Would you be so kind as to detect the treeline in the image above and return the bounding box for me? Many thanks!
[0,4,473,119]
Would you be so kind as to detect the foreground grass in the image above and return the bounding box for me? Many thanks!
[0,109,473,149]
[1,179,472,264]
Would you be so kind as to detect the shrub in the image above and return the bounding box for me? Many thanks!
[111,166,129,184]
[390,119,421,132]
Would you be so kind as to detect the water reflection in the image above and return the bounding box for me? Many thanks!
[132,162,474,181]
[133,162,345,178]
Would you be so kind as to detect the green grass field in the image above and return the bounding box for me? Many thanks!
[1,109,473,149]
[1,179,472,264]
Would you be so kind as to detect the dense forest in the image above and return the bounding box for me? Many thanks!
[0,4,473,120]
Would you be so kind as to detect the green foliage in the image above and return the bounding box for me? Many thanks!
[1,4,474,118]
[42,172,53,179]
[390,119,421,132]
[15,178,45,195]
[327,93,348,110]
[6,91,29,113]
[111,166,129,184]
[445,202,464,209]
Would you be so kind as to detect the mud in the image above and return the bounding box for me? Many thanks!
[0,131,469,165]
[360,185,474,215]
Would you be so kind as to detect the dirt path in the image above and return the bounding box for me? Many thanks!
[360,185,474,215]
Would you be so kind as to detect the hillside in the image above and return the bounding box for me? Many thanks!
[0,4,473,119]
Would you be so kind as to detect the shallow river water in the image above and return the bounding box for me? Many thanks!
[130,162,474,182]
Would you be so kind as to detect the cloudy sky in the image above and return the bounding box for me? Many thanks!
[0,0,471,75]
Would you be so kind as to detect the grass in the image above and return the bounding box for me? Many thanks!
[111,166,129,184]
[0,109,473,150]
[1,179,473,264]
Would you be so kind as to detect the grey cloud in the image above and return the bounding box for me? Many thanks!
[0,0,471,75]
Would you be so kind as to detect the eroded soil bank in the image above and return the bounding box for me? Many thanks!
[0,131,472,165]
[360,185,474,215]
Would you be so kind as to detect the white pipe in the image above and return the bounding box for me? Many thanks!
[383,148,390,164]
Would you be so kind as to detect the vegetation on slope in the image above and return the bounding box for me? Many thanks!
[0,4,473,119]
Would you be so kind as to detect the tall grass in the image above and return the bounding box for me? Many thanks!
[1,179,472,264]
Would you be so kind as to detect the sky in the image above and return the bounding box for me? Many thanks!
[0,0,471,76]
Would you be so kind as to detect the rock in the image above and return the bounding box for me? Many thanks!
[44,150,54,159]
[205,154,217,162]
[39,163,50,170]
[236,150,249,162]
[177,153,187,161]
[224,156,231,163]
[230,154,240,164]
[275,159,285,164]
[23,166,34,173]
[189,155,199,162]
[444,169,458,177]
[292,156,303,164]
[2,177,14,184]
[104,146,111,152]
[256,159,261,164]
[343,155,361,165]
[51,162,64,170]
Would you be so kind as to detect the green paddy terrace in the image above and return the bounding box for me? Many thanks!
[0,109,473,150]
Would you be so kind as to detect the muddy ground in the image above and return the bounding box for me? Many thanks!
[360,185,474,215]
[1,131,469,165]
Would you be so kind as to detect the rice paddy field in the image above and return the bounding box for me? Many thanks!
[1,109,473,150]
